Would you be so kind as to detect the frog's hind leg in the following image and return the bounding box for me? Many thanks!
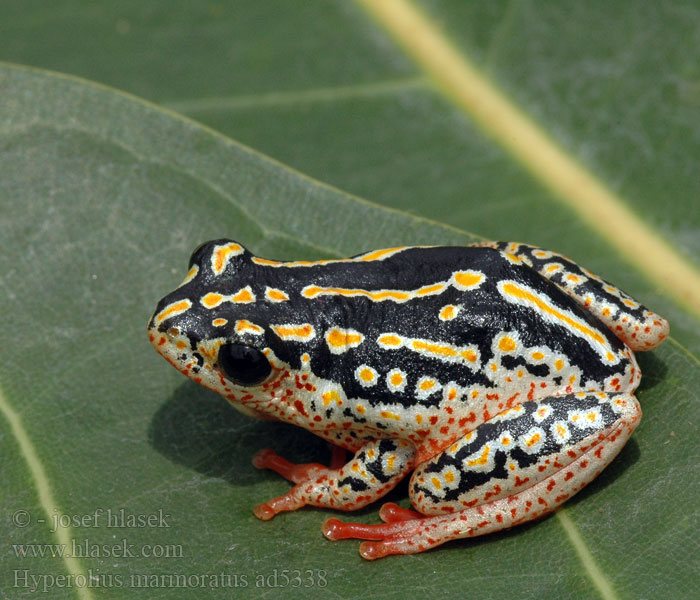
[476,241,669,351]
[323,392,640,559]
[251,439,414,520]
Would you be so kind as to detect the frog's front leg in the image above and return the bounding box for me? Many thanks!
[252,439,415,520]
[324,392,640,559]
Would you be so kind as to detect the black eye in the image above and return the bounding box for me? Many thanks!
[188,241,210,269]
[218,343,271,386]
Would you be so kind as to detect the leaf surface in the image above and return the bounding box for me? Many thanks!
[1,2,699,599]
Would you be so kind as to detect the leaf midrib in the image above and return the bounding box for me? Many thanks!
[355,0,700,321]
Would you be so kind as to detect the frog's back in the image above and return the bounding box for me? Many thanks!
[247,245,631,409]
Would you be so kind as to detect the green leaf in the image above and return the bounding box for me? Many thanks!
[1,2,699,599]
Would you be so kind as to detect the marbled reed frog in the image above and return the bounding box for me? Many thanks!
[148,240,668,559]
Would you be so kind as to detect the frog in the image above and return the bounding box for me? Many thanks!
[147,239,668,559]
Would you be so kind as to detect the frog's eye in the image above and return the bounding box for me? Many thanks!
[188,241,210,269]
[218,343,271,386]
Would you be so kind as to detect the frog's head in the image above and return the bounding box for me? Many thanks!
[147,239,293,420]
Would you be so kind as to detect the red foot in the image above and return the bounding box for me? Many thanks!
[323,518,396,541]
[322,514,427,559]
[321,518,397,559]
[379,502,424,523]
[252,449,328,484]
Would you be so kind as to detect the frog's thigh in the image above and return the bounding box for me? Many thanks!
[324,392,640,559]
[410,392,640,516]
[253,439,414,519]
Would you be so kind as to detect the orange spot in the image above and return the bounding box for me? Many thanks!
[378,334,402,347]
[212,318,228,327]
[498,336,516,352]
[155,299,192,324]
[358,246,407,261]
[201,292,224,308]
[303,285,411,302]
[439,305,458,320]
[412,339,457,358]
[265,288,289,302]
[212,242,243,274]
[390,372,404,386]
[252,257,282,266]
[272,324,315,341]
[420,379,436,391]
[453,271,484,289]
[461,350,478,362]
[232,287,254,303]
[467,445,490,467]
[417,283,445,296]
[381,411,401,421]
[359,368,375,382]
[326,328,364,351]
[526,432,541,447]
[235,319,264,335]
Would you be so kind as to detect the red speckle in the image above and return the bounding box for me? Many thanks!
[538,497,547,506]
[567,450,577,458]
[429,416,439,425]
[313,415,322,422]
[564,471,574,481]
[595,447,603,458]
[477,521,490,528]
[294,400,308,417]
[515,476,530,487]
[555,494,570,503]
[496,514,503,523]
[510,508,518,518]
[547,480,556,491]
[440,426,449,434]
[538,465,547,472]
[459,413,476,427]
[527,382,535,400]
[580,460,589,468]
